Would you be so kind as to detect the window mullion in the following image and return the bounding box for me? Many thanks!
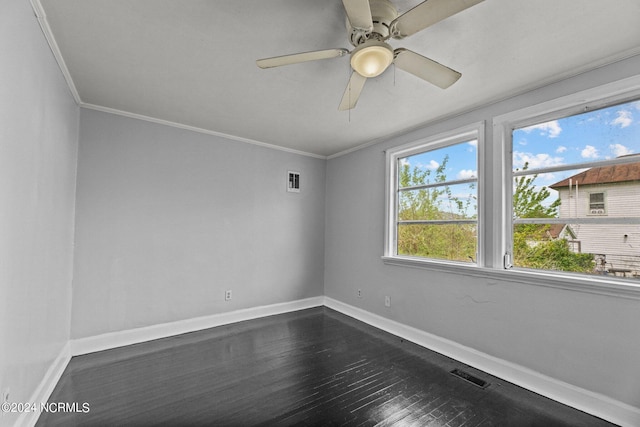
[514,217,640,225]
[399,219,478,225]
[399,177,477,192]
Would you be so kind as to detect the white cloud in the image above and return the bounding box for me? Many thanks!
[468,140,478,147]
[611,110,633,128]
[581,145,599,159]
[417,160,439,170]
[610,143,633,157]
[521,120,562,138]
[513,151,564,170]
[556,145,567,153]
[537,172,557,183]
[457,169,477,179]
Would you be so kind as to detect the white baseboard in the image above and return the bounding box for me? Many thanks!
[18,343,71,427]
[28,297,639,427]
[70,296,325,356]
[324,297,640,427]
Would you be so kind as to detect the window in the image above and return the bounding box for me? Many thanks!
[588,192,606,215]
[384,75,640,295]
[508,97,640,277]
[385,123,482,264]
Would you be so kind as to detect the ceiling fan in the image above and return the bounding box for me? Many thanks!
[256,0,484,110]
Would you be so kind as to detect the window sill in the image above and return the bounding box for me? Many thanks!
[381,256,640,300]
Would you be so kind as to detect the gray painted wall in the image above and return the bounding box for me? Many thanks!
[0,0,79,422]
[3,0,639,418]
[71,109,326,338]
[324,55,640,407]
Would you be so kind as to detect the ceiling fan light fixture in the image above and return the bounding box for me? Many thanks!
[350,40,394,78]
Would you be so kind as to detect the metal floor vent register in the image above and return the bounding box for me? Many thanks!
[450,368,490,389]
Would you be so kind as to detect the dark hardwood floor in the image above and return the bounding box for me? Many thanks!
[37,307,615,426]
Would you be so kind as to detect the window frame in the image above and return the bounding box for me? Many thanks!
[381,74,640,300]
[587,191,606,215]
[495,75,640,286]
[384,122,485,266]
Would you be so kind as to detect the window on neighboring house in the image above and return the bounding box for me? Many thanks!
[508,97,640,277]
[385,123,482,265]
[588,192,606,215]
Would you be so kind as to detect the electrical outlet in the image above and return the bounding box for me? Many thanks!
[225,290,232,301]
[357,289,362,298]
[385,296,390,307]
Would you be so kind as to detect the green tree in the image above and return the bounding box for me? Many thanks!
[513,162,560,219]
[398,159,594,272]
[512,162,560,240]
[397,156,477,262]
[513,235,593,272]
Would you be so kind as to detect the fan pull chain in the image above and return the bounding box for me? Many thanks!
[393,63,396,86]
[347,63,351,123]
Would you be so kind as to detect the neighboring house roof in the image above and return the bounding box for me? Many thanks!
[546,224,576,240]
[550,155,640,189]
[524,224,575,242]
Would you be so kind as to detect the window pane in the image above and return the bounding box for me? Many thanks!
[512,173,560,220]
[398,140,477,190]
[589,193,605,211]
[512,170,621,220]
[513,223,640,277]
[398,223,477,262]
[513,101,640,172]
[512,98,640,278]
[399,183,477,221]
[394,137,478,263]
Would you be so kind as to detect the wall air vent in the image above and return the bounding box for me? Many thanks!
[287,171,300,193]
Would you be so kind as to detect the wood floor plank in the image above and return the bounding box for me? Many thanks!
[37,307,616,426]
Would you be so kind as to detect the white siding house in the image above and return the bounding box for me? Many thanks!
[550,155,640,277]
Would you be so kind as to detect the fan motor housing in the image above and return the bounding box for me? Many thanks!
[347,0,398,46]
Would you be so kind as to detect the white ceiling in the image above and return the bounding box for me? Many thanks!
[38,0,640,157]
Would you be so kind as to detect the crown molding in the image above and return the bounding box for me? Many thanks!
[30,0,82,104]
[80,103,327,159]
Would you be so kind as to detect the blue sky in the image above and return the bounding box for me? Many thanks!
[401,140,477,182]
[400,99,640,215]
[513,99,640,187]
[402,99,640,203]
[401,141,478,217]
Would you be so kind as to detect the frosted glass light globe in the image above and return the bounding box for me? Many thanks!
[351,41,394,78]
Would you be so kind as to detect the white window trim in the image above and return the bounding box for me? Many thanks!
[381,256,640,300]
[491,74,640,297]
[383,121,485,267]
[587,191,606,216]
[381,74,640,300]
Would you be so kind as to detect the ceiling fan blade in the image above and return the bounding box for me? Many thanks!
[391,0,484,39]
[342,0,373,31]
[394,48,461,89]
[338,72,367,110]
[256,48,349,69]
